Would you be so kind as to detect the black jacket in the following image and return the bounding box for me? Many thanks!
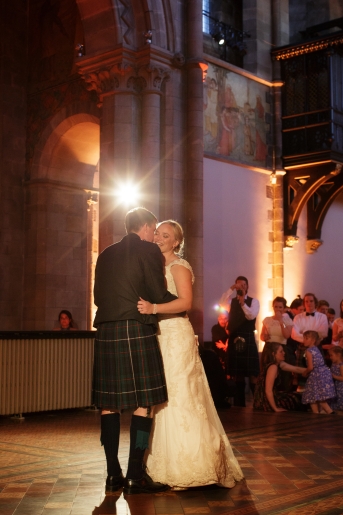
[93,233,177,327]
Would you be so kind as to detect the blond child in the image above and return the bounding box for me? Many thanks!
[302,331,336,414]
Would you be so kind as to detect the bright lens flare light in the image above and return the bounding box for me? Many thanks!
[115,182,140,206]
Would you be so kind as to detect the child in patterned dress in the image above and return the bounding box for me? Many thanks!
[302,331,336,414]
[329,346,343,414]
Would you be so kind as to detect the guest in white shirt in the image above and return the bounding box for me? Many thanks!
[292,293,328,344]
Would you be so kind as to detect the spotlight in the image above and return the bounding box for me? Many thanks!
[211,24,226,46]
[114,182,140,206]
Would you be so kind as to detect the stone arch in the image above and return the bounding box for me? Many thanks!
[31,102,100,184]
[24,102,100,331]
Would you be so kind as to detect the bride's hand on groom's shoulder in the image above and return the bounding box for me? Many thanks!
[138,297,153,314]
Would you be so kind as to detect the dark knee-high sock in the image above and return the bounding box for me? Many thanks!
[101,413,121,477]
[126,415,153,479]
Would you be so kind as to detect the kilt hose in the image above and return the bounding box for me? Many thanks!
[227,331,260,377]
[92,320,168,410]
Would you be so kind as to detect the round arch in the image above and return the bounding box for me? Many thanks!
[31,102,100,184]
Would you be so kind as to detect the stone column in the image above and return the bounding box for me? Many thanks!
[270,0,289,300]
[186,0,204,341]
[81,64,140,251]
[139,66,170,218]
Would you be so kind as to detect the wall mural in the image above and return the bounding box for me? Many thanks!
[204,63,271,168]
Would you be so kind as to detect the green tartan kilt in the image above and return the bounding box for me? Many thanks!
[92,320,168,410]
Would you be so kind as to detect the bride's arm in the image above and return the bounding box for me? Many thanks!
[138,265,192,314]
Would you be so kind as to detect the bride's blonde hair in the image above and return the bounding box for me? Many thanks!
[157,220,184,256]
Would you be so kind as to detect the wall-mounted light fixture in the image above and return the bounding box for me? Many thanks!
[144,30,153,44]
[75,43,84,57]
[203,11,250,58]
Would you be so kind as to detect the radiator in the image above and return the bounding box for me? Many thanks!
[0,335,94,415]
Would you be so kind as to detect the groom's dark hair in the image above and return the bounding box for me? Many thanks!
[125,207,157,233]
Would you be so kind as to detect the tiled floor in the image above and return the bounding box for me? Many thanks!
[0,405,343,515]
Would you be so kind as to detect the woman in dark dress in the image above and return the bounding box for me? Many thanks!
[254,342,308,412]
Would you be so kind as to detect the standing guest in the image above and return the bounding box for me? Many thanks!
[260,297,294,390]
[332,299,343,344]
[302,330,336,414]
[92,207,178,495]
[211,311,229,370]
[291,293,328,344]
[329,347,343,414]
[53,310,78,331]
[317,299,330,315]
[327,308,336,326]
[220,276,260,407]
[291,293,328,391]
[286,296,304,320]
[261,297,293,345]
[286,296,304,366]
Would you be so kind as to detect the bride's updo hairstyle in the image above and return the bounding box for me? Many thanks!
[158,220,184,256]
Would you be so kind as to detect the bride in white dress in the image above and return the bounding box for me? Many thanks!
[137,220,243,489]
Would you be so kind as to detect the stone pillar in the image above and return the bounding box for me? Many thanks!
[93,65,140,251]
[186,0,204,341]
[270,0,289,300]
[139,66,170,218]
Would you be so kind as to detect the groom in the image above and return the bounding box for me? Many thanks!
[92,207,177,494]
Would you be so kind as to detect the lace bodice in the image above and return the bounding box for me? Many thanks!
[165,258,195,296]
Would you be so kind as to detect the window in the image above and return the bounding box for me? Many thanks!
[202,0,210,33]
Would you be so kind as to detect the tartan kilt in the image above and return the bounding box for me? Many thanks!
[92,320,168,410]
[227,331,260,377]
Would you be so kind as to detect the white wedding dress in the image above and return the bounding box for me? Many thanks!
[146,259,244,488]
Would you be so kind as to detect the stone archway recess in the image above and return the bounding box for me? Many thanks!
[24,106,100,330]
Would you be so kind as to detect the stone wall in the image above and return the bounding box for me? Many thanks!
[0,3,28,329]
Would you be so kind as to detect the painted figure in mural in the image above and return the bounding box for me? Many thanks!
[254,95,267,162]
[92,207,177,495]
[217,107,235,155]
[204,78,218,139]
[137,221,244,490]
[243,115,254,155]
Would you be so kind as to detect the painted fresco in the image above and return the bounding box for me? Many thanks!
[204,63,271,168]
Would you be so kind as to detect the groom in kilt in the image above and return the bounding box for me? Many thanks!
[92,207,177,494]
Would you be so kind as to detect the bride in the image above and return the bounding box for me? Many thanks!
[137,220,243,489]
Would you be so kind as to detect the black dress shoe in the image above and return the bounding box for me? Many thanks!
[106,473,124,492]
[123,471,169,495]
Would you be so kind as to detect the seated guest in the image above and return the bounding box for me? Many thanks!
[261,297,294,390]
[54,310,78,331]
[253,342,308,412]
[211,311,229,370]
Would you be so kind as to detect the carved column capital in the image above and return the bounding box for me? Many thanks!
[137,64,171,92]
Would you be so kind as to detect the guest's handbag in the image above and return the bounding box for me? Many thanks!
[234,336,246,353]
